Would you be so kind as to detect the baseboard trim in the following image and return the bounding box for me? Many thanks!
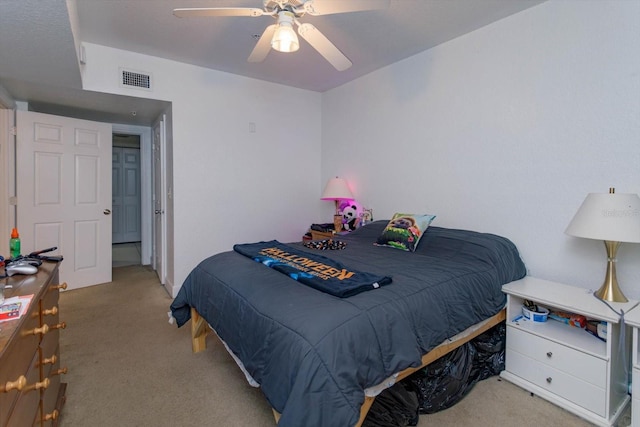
[164,278,176,298]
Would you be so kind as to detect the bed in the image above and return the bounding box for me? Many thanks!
[170,220,526,427]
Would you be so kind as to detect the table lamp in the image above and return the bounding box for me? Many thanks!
[565,188,640,302]
[321,177,354,232]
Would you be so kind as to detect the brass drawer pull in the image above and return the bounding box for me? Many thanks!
[53,367,68,376]
[1,375,27,393]
[24,378,50,393]
[52,282,67,291]
[43,409,59,422]
[25,324,49,336]
[41,355,58,366]
[49,321,66,331]
[42,306,58,316]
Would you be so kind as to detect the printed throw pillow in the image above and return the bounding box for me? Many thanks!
[375,213,436,252]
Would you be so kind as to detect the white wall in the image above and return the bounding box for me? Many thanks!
[322,1,640,298]
[80,44,322,296]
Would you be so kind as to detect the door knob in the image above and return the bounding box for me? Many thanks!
[155,210,164,214]
[103,209,111,215]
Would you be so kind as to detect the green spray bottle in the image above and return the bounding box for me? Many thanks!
[9,228,20,259]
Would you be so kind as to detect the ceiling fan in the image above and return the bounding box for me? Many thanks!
[173,0,390,71]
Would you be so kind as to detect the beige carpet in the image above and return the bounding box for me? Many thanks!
[112,242,141,268]
[57,265,623,426]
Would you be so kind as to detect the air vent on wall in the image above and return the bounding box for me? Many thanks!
[119,67,152,91]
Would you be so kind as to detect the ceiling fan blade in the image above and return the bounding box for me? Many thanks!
[173,8,265,18]
[297,23,352,71]
[301,0,390,16]
[248,25,277,63]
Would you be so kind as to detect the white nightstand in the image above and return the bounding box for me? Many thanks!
[623,304,640,427]
[500,276,635,427]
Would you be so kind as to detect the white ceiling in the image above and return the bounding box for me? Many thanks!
[0,0,545,126]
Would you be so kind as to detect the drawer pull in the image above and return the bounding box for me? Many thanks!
[41,355,58,366]
[546,352,552,358]
[43,409,59,422]
[1,375,27,393]
[49,321,66,331]
[53,367,68,376]
[25,324,49,336]
[24,378,50,392]
[42,306,58,316]
[52,282,68,291]
[546,377,552,383]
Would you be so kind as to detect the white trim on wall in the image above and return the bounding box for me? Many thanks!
[0,84,15,255]
[0,109,12,256]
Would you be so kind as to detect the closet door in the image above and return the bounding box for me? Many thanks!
[112,147,141,243]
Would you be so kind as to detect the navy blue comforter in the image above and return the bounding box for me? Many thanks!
[170,221,526,427]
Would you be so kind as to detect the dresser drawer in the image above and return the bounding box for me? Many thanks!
[41,343,63,421]
[506,326,606,388]
[506,348,606,416]
[41,285,60,319]
[0,320,40,426]
[5,351,41,427]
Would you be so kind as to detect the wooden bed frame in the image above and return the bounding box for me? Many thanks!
[189,306,506,427]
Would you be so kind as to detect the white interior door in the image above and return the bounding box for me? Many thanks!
[112,146,141,243]
[152,116,166,284]
[16,110,112,290]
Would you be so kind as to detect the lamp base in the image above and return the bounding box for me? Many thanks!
[594,281,628,303]
[594,241,627,303]
[333,215,343,234]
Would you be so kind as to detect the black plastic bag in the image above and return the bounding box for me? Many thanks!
[408,342,477,414]
[364,321,507,423]
[407,321,506,414]
[363,382,419,427]
[471,322,506,381]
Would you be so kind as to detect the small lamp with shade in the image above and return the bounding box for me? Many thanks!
[321,177,354,233]
[565,187,640,302]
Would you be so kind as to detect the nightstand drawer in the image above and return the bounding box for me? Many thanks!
[506,348,606,416]
[507,326,606,387]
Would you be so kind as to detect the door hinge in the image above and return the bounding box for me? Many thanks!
[9,126,16,136]
[9,196,17,206]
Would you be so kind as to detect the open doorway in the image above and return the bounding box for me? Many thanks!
[112,133,142,267]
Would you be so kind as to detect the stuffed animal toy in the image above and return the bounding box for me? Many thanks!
[339,201,361,232]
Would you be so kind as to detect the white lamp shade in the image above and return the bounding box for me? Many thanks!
[565,192,640,243]
[271,22,299,53]
[321,177,354,201]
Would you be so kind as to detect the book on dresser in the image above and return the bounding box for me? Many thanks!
[0,294,34,322]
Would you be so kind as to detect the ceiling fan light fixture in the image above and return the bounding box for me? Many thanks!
[271,12,299,53]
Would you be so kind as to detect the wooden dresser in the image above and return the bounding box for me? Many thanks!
[0,262,67,426]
